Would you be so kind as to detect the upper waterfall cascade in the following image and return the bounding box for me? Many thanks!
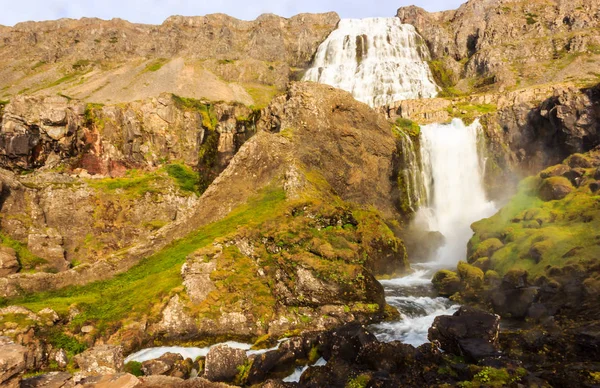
[414,119,498,266]
[302,18,439,108]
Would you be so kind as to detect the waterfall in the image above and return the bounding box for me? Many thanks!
[413,119,498,266]
[302,18,438,108]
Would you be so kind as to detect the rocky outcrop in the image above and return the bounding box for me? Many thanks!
[429,307,501,362]
[0,247,18,276]
[0,94,257,173]
[203,345,247,384]
[0,337,27,387]
[74,345,124,376]
[398,0,600,91]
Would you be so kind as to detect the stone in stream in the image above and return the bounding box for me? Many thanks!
[141,352,193,379]
[203,344,247,383]
[428,306,501,362]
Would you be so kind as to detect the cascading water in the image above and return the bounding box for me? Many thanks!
[371,119,498,345]
[302,18,438,107]
[415,119,498,265]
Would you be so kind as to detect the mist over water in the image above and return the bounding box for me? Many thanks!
[303,18,438,107]
[414,119,498,266]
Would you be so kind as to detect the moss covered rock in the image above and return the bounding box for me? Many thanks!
[538,176,573,201]
[457,261,484,290]
[432,270,461,297]
[469,238,503,263]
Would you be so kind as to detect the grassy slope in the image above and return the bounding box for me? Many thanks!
[4,187,287,332]
[470,172,600,278]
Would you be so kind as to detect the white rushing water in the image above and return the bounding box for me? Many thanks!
[414,119,498,265]
[372,119,497,345]
[124,341,283,364]
[303,18,438,107]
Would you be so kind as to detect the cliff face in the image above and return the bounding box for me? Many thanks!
[0,13,339,104]
[398,0,600,92]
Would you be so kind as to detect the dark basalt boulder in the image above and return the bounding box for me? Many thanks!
[246,335,318,385]
[316,323,377,363]
[428,306,501,362]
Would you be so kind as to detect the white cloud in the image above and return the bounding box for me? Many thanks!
[0,0,465,26]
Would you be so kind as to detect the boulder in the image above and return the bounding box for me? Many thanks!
[428,306,501,362]
[203,345,247,383]
[316,323,378,363]
[141,352,192,379]
[138,375,233,387]
[0,247,18,276]
[21,372,72,388]
[539,177,573,201]
[76,373,140,387]
[457,261,484,289]
[0,336,27,387]
[432,270,461,296]
[74,345,124,375]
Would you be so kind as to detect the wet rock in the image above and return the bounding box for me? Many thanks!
[247,336,317,385]
[428,306,501,362]
[74,345,124,376]
[432,270,461,297]
[317,323,377,363]
[141,352,192,379]
[0,336,27,387]
[457,261,484,289]
[20,371,72,388]
[203,344,247,383]
[0,247,19,276]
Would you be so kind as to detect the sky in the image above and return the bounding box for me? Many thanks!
[0,0,466,26]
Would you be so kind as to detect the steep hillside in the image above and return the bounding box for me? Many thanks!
[398,0,600,95]
[0,13,339,105]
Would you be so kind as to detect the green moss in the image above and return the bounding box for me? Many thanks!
[243,84,281,109]
[394,118,420,138]
[235,358,253,386]
[447,103,497,124]
[469,157,600,278]
[171,94,217,130]
[124,361,143,377]
[43,328,87,357]
[525,13,538,25]
[0,313,37,331]
[0,232,47,270]
[143,58,168,73]
[469,238,503,263]
[308,346,320,363]
[346,374,371,388]
[164,163,200,193]
[457,261,484,289]
[432,270,460,296]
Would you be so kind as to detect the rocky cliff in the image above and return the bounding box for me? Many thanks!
[0,13,339,105]
[398,0,600,94]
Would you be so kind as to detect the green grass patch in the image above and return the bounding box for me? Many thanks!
[43,328,87,357]
[124,361,143,377]
[447,102,497,124]
[243,84,281,110]
[143,58,168,73]
[0,232,47,270]
[394,118,420,138]
[171,94,217,130]
[164,164,201,193]
[4,187,287,332]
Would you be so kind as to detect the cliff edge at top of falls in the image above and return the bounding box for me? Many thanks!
[398,0,600,94]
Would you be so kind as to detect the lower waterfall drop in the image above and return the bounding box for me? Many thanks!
[372,119,498,346]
